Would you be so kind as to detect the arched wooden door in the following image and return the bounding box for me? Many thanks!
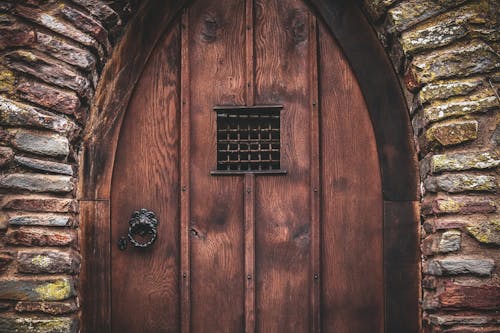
[81,0,418,332]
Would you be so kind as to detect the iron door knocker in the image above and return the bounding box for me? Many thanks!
[118,209,159,251]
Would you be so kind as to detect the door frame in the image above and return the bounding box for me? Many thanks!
[79,1,420,332]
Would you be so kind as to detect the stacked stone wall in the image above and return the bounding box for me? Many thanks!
[0,0,497,332]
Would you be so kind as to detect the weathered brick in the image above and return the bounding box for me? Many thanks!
[15,156,73,175]
[9,214,72,227]
[431,151,499,173]
[422,195,496,215]
[16,79,81,116]
[408,41,500,87]
[0,316,77,333]
[0,253,13,272]
[70,0,119,27]
[423,217,471,233]
[0,173,73,193]
[11,130,69,157]
[400,3,489,54]
[15,300,78,315]
[35,31,96,71]
[1,196,77,213]
[443,327,500,333]
[419,78,484,103]
[424,174,497,193]
[17,250,80,274]
[5,228,76,247]
[425,119,478,146]
[0,96,78,135]
[422,230,461,255]
[0,278,75,301]
[0,20,35,48]
[424,256,494,276]
[5,50,92,98]
[0,146,13,167]
[423,89,498,124]
[428,314,497,326]
[466,218,500,245]
[438,284,500,310]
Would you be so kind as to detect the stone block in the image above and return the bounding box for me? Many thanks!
[424,256,494,276]
[425,119,478,146]
[466,218,500,245]
[5,228,76,247]
[424,174,497,193]
[0,96,78,135]
[438,284,500,310]
[0,253,13,272]
[15,156,73,175]
[408,40,500,87]
[5,50,92,99]
[428,314,496,326]
[11,130,69,157]
[419,78,483,103]
[0,316,77,333]
[16,79,81,116]
[1,196,77,213]
[431,151,499,173]
[0,21,36,48]
[15,300,78,315]
[422,230,461,255]
[422,195,496,215]
[387,0,445,33]
[423,89,498,124]
[17,250,80,274]
[70,0,119,27]
[9,214,72,227]
[0,278,75,301]
[0,173,73,193]
[0,146,13,167]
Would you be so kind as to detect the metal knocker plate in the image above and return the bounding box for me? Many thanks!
[118,209,159,250]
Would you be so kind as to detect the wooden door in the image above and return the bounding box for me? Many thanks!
[110,0,383,332]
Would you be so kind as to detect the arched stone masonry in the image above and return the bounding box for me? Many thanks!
[0,0,498,332]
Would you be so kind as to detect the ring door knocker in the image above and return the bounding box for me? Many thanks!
[118,209,159,251]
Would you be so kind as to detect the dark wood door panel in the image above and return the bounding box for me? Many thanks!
[110,21,181,333]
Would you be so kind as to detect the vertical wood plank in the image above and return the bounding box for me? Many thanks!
[245,0,255,106]
[81,200,110,333]
[318,21,384,333]
[244,174,256,333]
[384,201,420,333]
[308,15,321,333]
[110,20,181,333]
[254,0,312,331]
[188,1,246,331]
[180,9,191,333]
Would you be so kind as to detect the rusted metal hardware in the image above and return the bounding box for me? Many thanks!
[118,208,159,250]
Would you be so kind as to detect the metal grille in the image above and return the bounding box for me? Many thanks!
[213,106,284,174]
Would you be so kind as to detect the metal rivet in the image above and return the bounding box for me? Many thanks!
[314,274,319,280]
[183,273,187,278]
[247,274,252,280]
[182,186,187,192]
[313,187,318,192]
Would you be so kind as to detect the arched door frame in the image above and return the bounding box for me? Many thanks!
[79,1,420,332]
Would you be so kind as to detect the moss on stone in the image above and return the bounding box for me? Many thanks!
[0,66,15,94]
[419,78,483,103]
[467,218,500,245]
[426,118,478,146]
[34,279,73,301]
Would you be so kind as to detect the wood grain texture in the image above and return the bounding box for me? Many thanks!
[319,21,384,333]
[187,1,246,331]
[110,22,181,333]
[80,200,111,333]
[254,0,312,331]
[244,174,256,333]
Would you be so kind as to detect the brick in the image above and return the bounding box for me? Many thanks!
[5,228,76,247]
[408,41,500,87]
[431,151,500,173]
[9,214,72,227]
[424,256,494,276]
[443,327,500,333]
[423,90,498,124]
[0,20,35,48]
[0,146,13,167]
[424,174,497,193]
[17,250,80,274]
[15,300,78,315]
[35,31,96,71]
[16,79,81,116]
[0,278,75,301]
[1,196,77,213]
[425,119,478,146]
[438,284,500,310]
[0,253,13,272]
[15,156,73,175]
[11,130,69,157]
[0,96,78,136]
[5,50,92,99]
[419,78,483,103]
[0,316,77,333]
[422,195,496,215]
[0,173,73,193]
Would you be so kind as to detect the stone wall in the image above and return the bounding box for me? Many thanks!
[0,0,497,332]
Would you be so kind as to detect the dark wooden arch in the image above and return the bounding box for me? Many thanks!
[80,0,420,332]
